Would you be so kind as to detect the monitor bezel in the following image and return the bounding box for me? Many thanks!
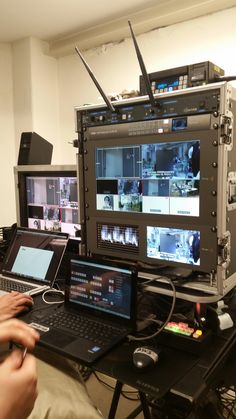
[81,129,219,273]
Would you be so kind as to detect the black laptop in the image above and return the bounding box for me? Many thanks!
[0,227,68,296]
[29,256,137,364]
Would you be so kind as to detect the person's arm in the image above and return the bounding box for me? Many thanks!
[0,350,38,419]
[0,292,33,322]
[0,319,39,419]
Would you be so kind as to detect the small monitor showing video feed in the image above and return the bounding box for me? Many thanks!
[96,139,200,217]
[100,224,139,248]
[25,175,80,240]
[147,226,200,265]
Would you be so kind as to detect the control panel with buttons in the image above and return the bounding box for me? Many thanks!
[155,321,212,355]
[79,88,219,131]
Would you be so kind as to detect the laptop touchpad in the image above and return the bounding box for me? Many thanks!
[41,330,77,347]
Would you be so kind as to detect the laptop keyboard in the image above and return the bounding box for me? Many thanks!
[0,277,35,293]
[43,311,127,346]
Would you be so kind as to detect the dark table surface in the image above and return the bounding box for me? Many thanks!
[21,289,236,406]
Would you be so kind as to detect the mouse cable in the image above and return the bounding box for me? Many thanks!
[42,288,65,305]
[128,276,176,341]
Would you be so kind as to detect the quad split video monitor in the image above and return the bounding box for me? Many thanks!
[96,140,200,217]
[14,165,81,250]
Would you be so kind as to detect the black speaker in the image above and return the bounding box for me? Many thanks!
[17,132,53,165]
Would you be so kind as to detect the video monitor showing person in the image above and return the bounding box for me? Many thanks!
[147,226,200,265]
[96,140,200,217]
[96,194,114,211]
[25,176,80,240]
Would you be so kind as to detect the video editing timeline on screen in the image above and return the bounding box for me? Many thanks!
[76,80,236,299]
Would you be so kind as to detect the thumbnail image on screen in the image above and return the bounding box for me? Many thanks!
[147,226,200,265]
[96,140,200,217]
[26,176,80,240]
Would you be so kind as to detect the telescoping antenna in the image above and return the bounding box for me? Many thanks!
[128,20,156,108]
[75,46,115,113]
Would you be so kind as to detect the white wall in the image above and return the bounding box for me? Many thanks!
[58,6,236,158]
[1,6,236,226]
[12,37,33,155]
[30,38,61,163]
[0,37,62,226]
[12,38,60,163]
[0,43,16,226]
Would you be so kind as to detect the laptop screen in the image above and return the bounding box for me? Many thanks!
[68,257,136,322]
[2,228,68,284]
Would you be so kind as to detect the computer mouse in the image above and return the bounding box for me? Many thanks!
[132,346,160,370]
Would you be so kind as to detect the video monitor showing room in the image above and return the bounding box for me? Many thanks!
[26,176,79,238]
[96,140,200,217]
[147,226,200,266]
[15,168,80,242]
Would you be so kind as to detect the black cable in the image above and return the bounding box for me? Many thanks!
[92,371,139,401]
[128,276,176,341]
[214,385,236,418]
[121,391,140,402]
[140,277,191,314]
[92,371,115,391]
[223,287,236,305]
[138,276,163,287]
[217,76,236,82]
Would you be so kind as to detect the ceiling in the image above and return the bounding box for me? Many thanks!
[1,0,236,56]
[0,0,160,43]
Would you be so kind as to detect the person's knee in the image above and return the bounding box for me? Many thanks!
[28,353,102,419]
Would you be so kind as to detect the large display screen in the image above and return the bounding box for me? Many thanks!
[25,175,80,240]
[96,139,200,217]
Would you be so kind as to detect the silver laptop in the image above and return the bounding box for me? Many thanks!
[0,227,68,296]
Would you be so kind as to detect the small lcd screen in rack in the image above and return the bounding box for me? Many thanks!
[147,226,200,266]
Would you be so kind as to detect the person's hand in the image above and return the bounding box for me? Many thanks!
[0,318,39,349]
[0,292,33,322]
[0,349,38,419]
